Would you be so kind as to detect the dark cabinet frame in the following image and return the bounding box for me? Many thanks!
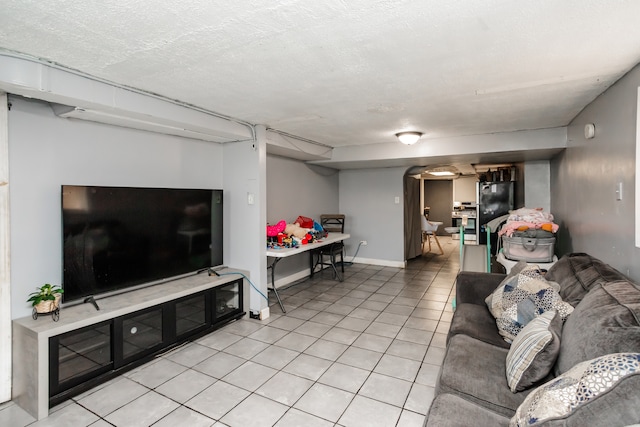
[48,279,244,406]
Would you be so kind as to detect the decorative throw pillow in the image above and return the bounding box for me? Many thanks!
[510,353,640,427]
[505,310,562,392]
[487,265,572,342]
[485,260,529,308]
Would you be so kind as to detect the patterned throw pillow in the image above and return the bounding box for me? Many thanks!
[487,265,573,342]
[510,353,640,427]
[505,310,562,392]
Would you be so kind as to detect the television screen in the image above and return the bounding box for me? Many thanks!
[62,185,223,304]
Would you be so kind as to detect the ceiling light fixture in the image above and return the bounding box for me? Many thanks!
[396,131,423,145]
[429,171,455,176]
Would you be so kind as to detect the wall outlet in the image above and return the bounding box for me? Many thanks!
[360,240,368,246]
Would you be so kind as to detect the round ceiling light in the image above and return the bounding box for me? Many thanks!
[396,131,423,145]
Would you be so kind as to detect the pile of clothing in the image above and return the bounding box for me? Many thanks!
[498,207,559,238]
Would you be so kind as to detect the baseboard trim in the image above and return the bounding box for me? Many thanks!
[351,257,406,268]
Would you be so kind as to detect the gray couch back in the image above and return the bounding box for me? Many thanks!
[546,253,640,376]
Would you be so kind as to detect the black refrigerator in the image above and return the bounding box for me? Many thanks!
[476,181,514,246]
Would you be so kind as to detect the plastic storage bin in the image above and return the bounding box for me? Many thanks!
[502,236,555,263]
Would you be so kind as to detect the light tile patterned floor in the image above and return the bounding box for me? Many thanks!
[0,238,460,427]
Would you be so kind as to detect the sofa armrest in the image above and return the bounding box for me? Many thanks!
[456,272,506,305]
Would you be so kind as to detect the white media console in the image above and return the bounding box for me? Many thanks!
[12,268,250,420]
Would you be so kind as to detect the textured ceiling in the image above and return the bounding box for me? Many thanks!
[2,0,640,149]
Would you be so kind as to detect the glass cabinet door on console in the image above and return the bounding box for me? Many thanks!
[49,321,112,397]
[114,306,166,366]
[176,291,211,339]
[214,280,243,322]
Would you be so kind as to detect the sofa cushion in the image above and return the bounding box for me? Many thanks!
[447,303,511,349]
[555,280,640,375]
[437,334,533,416]
[456,271,508,306]
[511,353,640,427]
[486,265,573,342]
[545,252,628,307]
[425,393,510,427]
[506,310,562,392]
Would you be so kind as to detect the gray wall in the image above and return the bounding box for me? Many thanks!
[524,161,551,211]
[551,64,640,281]
[223,130,268,312]
[8,97,226,319]
[266,155,339,284]
[339,167,406,266]
[424,180,453,234]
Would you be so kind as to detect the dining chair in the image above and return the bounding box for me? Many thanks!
[421,215,444,255]
[311,214,345,281]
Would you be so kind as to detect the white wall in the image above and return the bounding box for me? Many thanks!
[0,93,10,402]
[339,167,406,266]
[551,64,640,281]
[8,97,226,319]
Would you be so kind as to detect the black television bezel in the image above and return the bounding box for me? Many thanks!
[61,185,224,305]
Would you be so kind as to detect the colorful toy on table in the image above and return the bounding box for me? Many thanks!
[267,218,327,248]
[266,220,286,237]
[285,222,311,239]
[267,233,298,249]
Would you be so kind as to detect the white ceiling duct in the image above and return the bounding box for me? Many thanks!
[51,105,244,143]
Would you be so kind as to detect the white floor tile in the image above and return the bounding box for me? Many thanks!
[282,353,333,381]
[0,402,35,427]
[193,351,246,379]
[124,357,187,389]
[223,337,271,359]
[152,406,215,427]
[336,346,383,371]
[303,339,349,361]
[255,371,314,406]
[397,409,426,427]
[317,362,370,393]
[222,360,278,392]
[338,395,402,427]
[404,383,436,415]
[293,383,354,423]
[220,394,288,427]
[77,377,149,417]
[359,372,413,407]
[30,403,100,427]
[184,381,250,420]
[164,342,218,367]
[373,354,421,382]
[275,408,334,427]
[251,344,300,370]
[155,368,217,403]
[104,391,179,427]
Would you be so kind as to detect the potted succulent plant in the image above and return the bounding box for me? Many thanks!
[27,283,63,320]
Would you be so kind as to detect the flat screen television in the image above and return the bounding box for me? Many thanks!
[62,185,223,304]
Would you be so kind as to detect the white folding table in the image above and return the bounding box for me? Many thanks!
[266,232,350,313]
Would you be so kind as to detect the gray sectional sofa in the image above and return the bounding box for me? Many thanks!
[425,253,640,427]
